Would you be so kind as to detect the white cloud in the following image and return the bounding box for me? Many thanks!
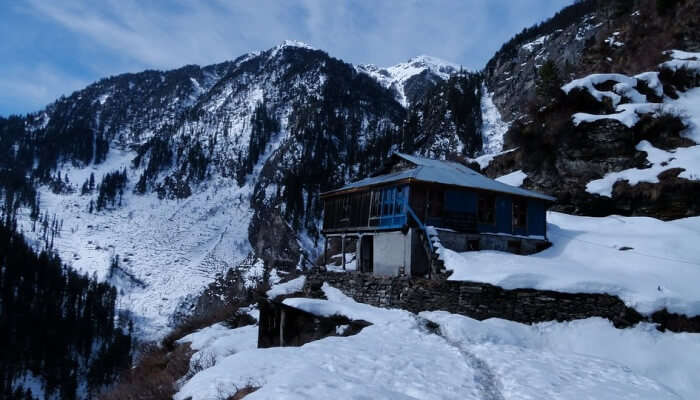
[0,65,87,115]
[26,0,572,69]
[4,0,571,114]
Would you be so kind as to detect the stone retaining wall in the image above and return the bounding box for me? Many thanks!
[437,230,550,255]
[303,271,644,328]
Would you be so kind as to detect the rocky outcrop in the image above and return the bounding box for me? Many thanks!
[610,170,700,220]
[484,2,602,122]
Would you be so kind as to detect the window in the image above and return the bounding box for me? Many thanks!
[368,185,408,227]
[394,186,405,215]
[513,198,527,229]
[478,194,495,224]
[382,188,394,216]
[370,190,381,218]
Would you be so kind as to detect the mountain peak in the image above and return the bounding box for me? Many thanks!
[267,40,317,59]
[356,54,460,107]
[276,40,316,51]
[406,55,460,69]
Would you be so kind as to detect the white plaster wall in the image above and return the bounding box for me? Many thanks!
[404,228,414,276]
[373,231,411,277]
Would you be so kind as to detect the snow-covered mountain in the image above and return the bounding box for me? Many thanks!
[356,55,460,107]
[4,40,487,338]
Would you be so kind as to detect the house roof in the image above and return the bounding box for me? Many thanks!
[321,152,556,202]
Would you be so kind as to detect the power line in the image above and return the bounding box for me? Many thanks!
[548,229,700,266]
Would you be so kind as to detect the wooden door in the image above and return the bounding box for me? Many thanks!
[360,235,373,273]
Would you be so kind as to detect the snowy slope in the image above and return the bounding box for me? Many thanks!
[443,212,700,317]
[356,55,459,107]
[174,284,700,399]
[15,147,265,339]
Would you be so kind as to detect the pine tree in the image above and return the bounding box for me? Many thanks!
[535,60,563,105]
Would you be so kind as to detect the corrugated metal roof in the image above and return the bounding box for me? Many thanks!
[323,153,556,201]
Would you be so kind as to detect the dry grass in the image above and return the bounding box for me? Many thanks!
[100,294,257,399]
[97,342,193,400]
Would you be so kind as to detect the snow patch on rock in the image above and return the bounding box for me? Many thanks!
[586,140,700,196]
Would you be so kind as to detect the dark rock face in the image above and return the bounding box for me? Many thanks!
[484,3,602,122]
[610,172,700,220]
[403,69,445,107]
[479,1,700,221]
[302,271,643,328]
[485,114,700,220]
[257,299,370,348]
[482,60,698,219]
[404,74,485,158]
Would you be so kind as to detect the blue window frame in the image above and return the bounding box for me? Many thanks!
[369,185,408,228]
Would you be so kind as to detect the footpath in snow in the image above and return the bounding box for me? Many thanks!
[175,283,700,399]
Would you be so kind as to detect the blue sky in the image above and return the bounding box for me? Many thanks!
[0,0,573,116]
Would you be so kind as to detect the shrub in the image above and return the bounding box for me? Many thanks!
[97,343,193,400]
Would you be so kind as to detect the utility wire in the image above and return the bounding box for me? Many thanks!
[548,229,700,266]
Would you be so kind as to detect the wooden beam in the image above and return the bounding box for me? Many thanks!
[356,234,362,273]
[341,234,346,270]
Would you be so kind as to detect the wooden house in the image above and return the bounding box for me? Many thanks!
[320,153,556,277]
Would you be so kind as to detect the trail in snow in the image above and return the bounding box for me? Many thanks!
[176,283,690,399]
[420,317,505,400]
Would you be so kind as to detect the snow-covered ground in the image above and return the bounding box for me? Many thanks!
[175,283,700,399]
[443,212,700,317]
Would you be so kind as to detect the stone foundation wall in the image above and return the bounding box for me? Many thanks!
[437,230,549,255]
[303,271,643,328]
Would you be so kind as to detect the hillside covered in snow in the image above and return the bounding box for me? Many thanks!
[172,284,700,400]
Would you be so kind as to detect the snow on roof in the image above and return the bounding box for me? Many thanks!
[496,170,528,187]
[324,153,555,201]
